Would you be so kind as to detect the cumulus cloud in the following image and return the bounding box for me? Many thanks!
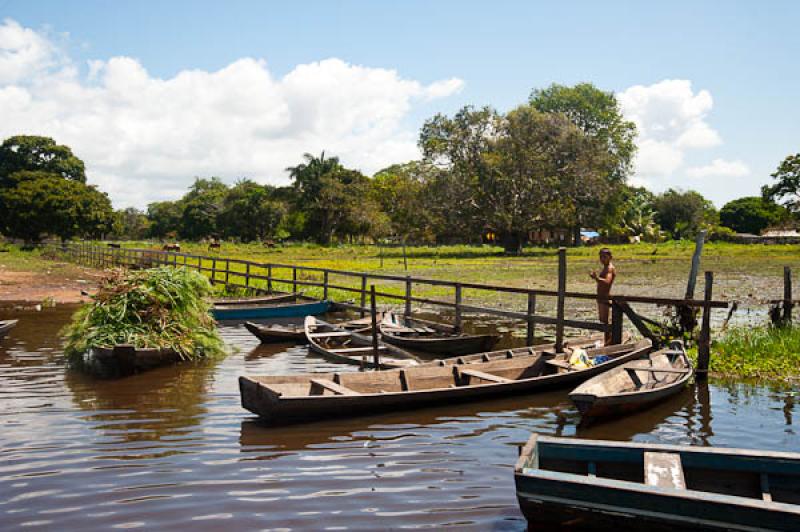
[0,19,464,207]
[618,79,730,187]
[686,158,750,179]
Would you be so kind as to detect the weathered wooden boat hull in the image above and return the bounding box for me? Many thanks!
[82,345,181,378]
[212,300,330,320]
[239,339,651,423]
[381,332,499,356]
[569,342,693,420]
[0,319,18,339]
[305,316,419,370]
[379,313,500,356]
[244,321,305,343]
[514,435,800,531]
[212,292,299,306]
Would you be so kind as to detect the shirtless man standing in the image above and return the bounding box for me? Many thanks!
[590,248,616,345]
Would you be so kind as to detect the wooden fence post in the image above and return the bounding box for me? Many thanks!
[211,258,217,285]
[267,264,273,293]
[292,267,297,294]
[245,262,251,289]
[323,270,329,300]
[454,283,463,333]
[404,276,412,317]
[526,292,536,346]
[370,285,380,369]
[224,259,230,286]
[555,247,567,352]
[784,266,793,324]
[611,302,623,345]
[360,275,367,318]
[697,271,714,378]
[685,229,707,299]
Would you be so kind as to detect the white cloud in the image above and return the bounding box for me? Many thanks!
[618,79,727,186]
[686,158,750,179]
[0,19,463,208]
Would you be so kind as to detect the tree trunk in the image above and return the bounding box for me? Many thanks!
[573,225,582,247]
[501,232,524,255]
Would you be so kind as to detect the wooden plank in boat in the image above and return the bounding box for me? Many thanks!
[309,378,359,396]
[626,367,691,375]
[328,346,389,353]
[460,368,512,383]
[308,331,352,338]
[545,359,573,370]
[645,451,686,489]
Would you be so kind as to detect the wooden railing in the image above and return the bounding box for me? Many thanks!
[47,242,730,374]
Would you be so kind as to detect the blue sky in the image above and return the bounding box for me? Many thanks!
[1,0,798,208]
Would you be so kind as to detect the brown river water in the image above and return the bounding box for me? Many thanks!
[1,305,798,531]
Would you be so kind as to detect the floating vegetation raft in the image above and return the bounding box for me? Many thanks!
[710,324,800,380]
[63,266,225,366]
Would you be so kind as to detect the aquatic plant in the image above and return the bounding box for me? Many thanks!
[708,324,800,380]
[62,266,225,365]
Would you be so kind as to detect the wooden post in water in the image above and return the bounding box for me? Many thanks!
[784,266,793,324]
[360,274,367,318]
[685,230,707,299]
[370,285,380,369]
[526,292,536,346]
[454,283,463,333]
[404,276,412,317]
[697,271,714,378]
[323,270,329,300]
[611,302,623,344]
[555,247,567,352]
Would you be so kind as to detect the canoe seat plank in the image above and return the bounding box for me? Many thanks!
[626,367,690,375]
[308,331,352,338]
[644,452,686,490]
[309,378,359,396]
[460,368,512,383]
[329,346,389,353]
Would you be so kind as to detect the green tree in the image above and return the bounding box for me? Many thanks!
[762,153,800,213]
[217,180,288,242]
[529,83,637,182]
[147,201,183,239]
[110,208,151,240]
[719,196,789,234]
[653,189,718,239]
[370,161,436,243]
[179,177,228,240]
[0,135,86,186]
[617,186,660,240]
[0,172,112,243]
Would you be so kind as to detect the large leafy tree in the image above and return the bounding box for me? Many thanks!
[0,135,86,185]
[179,177,228,240]
[762,153,800,213]
[147,201,183,239]
[110,207,151,240]
[529,83,637,182]
[0,171,112,243]
[617,186,660,240]
[720,196,789,235]
[653,189,718,239]
[370,162,436,243]
[217,180,288,242]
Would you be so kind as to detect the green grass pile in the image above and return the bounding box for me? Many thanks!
[63,266,225,365]
[710,324,800,380]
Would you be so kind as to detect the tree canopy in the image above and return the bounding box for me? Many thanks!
[720,196,789,235]
[653,189,718,239]
[763,153,800,213]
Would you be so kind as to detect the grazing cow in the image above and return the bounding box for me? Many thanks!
[107,243,121,248]
[263,239,276,248]
[163,243,181,252]
[208,239,221,251]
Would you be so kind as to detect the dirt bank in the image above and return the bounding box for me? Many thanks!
[0,262,99,303]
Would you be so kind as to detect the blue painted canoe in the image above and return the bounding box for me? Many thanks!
[212,300,330,321]
[515,435,800,531]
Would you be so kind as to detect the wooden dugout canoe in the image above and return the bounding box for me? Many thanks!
[238,337,651,424]
[569,340,693,420]
[0,319,18,339]
[304,316,420,369]
[82,344,181,378]
[212,299,331,321]
[514,435,800,531]
[212,292,300,306]
[379,312,500,356]
[244,321,306,343]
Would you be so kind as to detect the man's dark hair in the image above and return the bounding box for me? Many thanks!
[599,248,612,257]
